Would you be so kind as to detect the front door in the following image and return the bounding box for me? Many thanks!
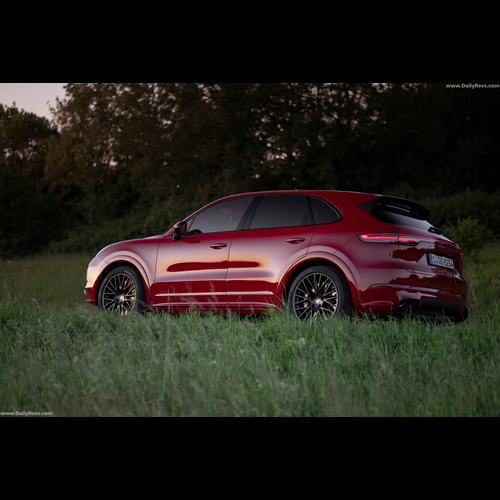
[154,196,254,311]
[174,232,233,309]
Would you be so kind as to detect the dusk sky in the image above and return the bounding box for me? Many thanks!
[0,83,67,120]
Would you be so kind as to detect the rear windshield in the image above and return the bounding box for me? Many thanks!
[361,198,435,232]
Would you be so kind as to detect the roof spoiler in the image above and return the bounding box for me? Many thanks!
[353,194,430,221]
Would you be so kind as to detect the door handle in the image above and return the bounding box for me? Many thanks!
[286,238,305,244]
[210,243,228,249]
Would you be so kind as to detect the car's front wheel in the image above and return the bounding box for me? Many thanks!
[288,265,352,320]
[98,266,147,315]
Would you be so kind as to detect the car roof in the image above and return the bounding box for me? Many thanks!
[216,189,381,201]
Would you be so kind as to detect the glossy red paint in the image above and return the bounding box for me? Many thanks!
[85,190,468,320]
[84,235,164,308]
[154,232,233,310]
[227,225,314,311]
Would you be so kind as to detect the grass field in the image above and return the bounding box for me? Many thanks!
[0,253,93,307]
[1,246,499,417]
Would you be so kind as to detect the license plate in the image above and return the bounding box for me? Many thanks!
[429,253,454,270]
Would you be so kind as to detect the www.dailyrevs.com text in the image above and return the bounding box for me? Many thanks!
[446,83,500,89]
[0,411,53,417]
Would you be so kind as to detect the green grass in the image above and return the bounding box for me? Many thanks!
[0,253,92,307]
[0,245,499,417]
[463,244,500,317]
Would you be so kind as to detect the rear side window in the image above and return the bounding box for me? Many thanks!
[250,196,310,230]
[309,197,341,224]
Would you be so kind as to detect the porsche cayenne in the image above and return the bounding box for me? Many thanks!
[84,191,468,321]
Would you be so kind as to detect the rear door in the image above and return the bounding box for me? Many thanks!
[226,195,314,311]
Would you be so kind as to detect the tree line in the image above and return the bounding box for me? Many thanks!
[1,83,499,257]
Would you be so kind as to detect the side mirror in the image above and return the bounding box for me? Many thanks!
[172,221,188,241]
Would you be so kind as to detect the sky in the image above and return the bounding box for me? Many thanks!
[0,83,67,120]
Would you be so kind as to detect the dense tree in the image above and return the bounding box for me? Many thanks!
[0,173,63,257]
[45,82,500,204]
[0,103,57,183]
[0,104,62,256]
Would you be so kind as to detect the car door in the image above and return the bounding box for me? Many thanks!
[226,195,315,311]
[154,196,254,311]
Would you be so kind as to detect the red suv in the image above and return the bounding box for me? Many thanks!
[84,191,468,321]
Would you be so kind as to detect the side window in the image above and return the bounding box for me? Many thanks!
[310,197,341,225]
[188,197,253,235]
[249,196,310,230]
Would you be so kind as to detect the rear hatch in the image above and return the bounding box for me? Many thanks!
[357,196,466,295]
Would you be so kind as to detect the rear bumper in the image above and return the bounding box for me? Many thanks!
[359,284,468,321]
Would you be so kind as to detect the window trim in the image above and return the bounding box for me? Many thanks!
[238,197,261,231]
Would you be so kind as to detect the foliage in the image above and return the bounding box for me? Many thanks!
[443,218,491,256]
[0,103,57,182]
[0,174,65,258]
[44,83,500,203]
[0,105,64,257]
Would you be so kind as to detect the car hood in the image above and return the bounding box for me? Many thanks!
[96,235,165,263]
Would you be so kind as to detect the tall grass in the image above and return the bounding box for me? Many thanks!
[0,303,499,416]
[0,245,499,417]
[0,253,92,307]
[463,244,500,317]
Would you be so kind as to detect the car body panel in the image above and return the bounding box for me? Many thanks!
[394,225,466,296]
[226,225,315,310]
[154,232,234,310]
[84,236,165,307]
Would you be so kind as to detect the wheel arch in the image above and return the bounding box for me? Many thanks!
[279,256,361,311]
[95,259,153,307]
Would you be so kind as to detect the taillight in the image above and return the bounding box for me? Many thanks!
[398,235,420,246]
[358,233,398,244]
[358,233,462,257]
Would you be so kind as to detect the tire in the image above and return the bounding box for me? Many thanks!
[288,265,352,320]
[98,266,147,315]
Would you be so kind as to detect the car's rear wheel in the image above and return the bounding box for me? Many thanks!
[98,266,147,315]
[288,265,352,320]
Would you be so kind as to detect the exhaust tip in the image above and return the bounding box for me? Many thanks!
[392,300,420,318]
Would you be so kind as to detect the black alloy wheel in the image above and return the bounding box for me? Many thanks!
[288,265,352,320]
[98,266,147,315]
